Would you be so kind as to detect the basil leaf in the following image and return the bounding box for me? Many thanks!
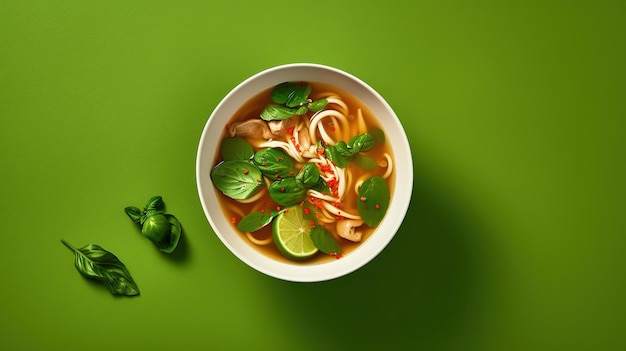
[369,127,386,144]
[253,148,296,179]
[349,133,375,153]
[271,82,301,104]
[357,176,390,227]
[295,106,309,115]
[237,210,280,232]
[285,83,311,107]
[146,195,164,213]
[324,145,352,168]
[310,225,342,256]
[220,137,254,161]
[295,163,321,188]
[354,154,377,170]
[211,160,264,200]
[61,240,140,296]
[335,141,354,157]
[124,206,143,224]
[309,178,330,195]
[269,177,307,206]
[260,105,298,121]
[308,98,328,112]
[154,214,182,254]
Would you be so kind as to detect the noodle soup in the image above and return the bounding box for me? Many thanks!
[210,82,395,263]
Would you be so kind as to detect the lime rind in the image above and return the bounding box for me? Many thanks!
[272,206,318,260]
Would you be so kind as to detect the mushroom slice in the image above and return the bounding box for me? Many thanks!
[268,117,298,137]
[230,120,273,140]
[336,219,364,242]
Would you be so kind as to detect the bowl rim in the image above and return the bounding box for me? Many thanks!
[196,63,413,282]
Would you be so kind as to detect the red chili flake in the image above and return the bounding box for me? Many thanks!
[260,209,265,213]
[333,201,341,207]
[243,169,249,175]
[286,126,295,135]
[295,144,302,152]
[360,196,367,202]
[280,187,285,192]
[258,223,263,227]
[334,253,343,259]
[317,147,325,155]
[231,216,237,224]
[276,206,281,211]
[299,201,305,207]
[364,205,369,209]
[285,209,289,214]
[375,204,380,209]
[289,171,295,176]
[256,179,262,183]
[277,157,283,161]
[303,207,311,215]
[310,221,316,228]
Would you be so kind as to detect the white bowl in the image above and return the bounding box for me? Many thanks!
[196,63,413,282]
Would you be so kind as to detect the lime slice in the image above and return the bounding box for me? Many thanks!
[272,206,318,260]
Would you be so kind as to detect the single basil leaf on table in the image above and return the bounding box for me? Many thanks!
[211,160,265,200]
[124,206,143,224]
[220,137,254,161]
[260,104,299,121]
[269,177,307,207]
[61,240,140,296]
[357,176,390,227]
[253,148,296,179]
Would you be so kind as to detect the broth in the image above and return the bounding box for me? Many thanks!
[213,82,395,264]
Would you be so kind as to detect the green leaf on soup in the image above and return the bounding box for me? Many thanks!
[349,133,375,153]
[269,177,307,207]
[285,83,312,107]
[260,105,298,121]
[211,160,264,200]
[237,209,282,232]
[295,106,309,115]
[309,178,330,195]
[357,176,390,227]
[354,154,377,171]
[324,145,351,168]
[220,137,254,161]
[271,82,301,104]
[334,141,353,157]
[308,98,328,112]
[369,127,386,144]
[295,163,321,188]
[253,148,296,179]
[309,224,342,256]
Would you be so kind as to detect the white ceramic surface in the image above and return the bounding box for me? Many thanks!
[196,63,413,282]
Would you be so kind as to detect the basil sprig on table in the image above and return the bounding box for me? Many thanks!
[260,82,328,121]
[61,240,140,296]
[125,196,182,253]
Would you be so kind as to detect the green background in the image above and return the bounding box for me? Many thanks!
[1,1,624,350]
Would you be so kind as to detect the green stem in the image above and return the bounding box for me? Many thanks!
[60,239,77,252]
